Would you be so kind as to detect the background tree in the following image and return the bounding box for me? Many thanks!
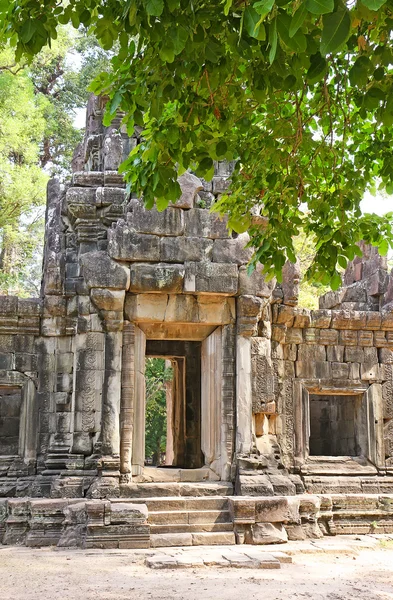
[144,358,173,466]
[2,1,393,287]
[0,28,112,295]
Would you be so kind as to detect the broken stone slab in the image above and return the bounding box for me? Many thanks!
[246,522,288,545]
[80,251,130,290]
[110,502,148,525]
[173,172,203,209]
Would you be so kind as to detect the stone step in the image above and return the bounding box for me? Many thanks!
[148,509,231,526]
[123,496,230,512]
[150,531,236,548]
[150,522,234,534]
[118,482,233,498]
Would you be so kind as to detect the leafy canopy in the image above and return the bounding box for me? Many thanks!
[3,1,393,287]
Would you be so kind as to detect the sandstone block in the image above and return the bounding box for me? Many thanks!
[327,345,344,364]
[344,347,364,363]
[80,251,130,290]
[160,236,213,262]
[275,305,295,327]
[339,330,358,346]
[108,224,160,261]
[129,263,184,293]
[332,362,349,379]
[90,289,125,311]
[309,310,332,328]
[127,199,184,236]
[184,261,238,294]
[285,328,303,344]
[297,344,326,362]
[212,234,252,265]
[303,328,320,343]
[293,309,311,328]
[319,329,338,345]
[185,208,229,239]
[247,522,288,545]
[238,264,276,298]
[96,187,127,207]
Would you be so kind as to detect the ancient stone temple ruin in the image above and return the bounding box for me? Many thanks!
[0,96,393,548]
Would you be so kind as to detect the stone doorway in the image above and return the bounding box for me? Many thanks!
[309,393,364,457]
[120,323,235,481]
[145,340,203,470]
[294,382,385,471]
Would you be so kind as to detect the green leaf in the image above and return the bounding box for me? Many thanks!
[349,56,372,87]
[253,0,275,17]
[223,0,233,16]
[244,6,266,40]
[306,0,334,15]
[199,156,214,172]
[110,91,122,113]
[20,20,37,43]
[361,0,387,9]
[307,52,327,82]
[216,140,227,157]
[159,43,175,63]
[268,18,278,64]
[228,215,251,233]
[378,238,389,256]
[320,9,351,56]
[289,3,308,38]
[171,25,188,54]
[331,271,342,290]
[146,0,164,17]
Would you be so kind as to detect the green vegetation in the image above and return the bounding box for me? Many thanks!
[0,29,112,295]
[145,358,173,466]
[2,1,393,286]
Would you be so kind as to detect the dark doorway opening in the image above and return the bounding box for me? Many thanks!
[0,386,22,456]
[145,340,203,469]
[309,393,362,457]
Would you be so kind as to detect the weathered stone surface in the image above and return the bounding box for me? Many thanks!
[129,263,184,293]
[127,199,184,236]
[174,172,203,209]
[108,223,161,261]
[238,264,276,298]
[281,261,300,306]
[247,523,288,545]
[80,251,130,289]
[185,208,229,239]
[160,236,213,263]
[184,262,238,294]
[212,234,252,265]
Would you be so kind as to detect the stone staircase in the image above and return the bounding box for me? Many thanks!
[112,482,236,547]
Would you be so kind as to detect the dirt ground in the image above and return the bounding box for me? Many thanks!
[0,544,392,600]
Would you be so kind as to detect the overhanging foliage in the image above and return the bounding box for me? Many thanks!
[2,1,393,286]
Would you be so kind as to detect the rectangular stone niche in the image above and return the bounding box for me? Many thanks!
[309,393,362,457]
[0,386,22,456]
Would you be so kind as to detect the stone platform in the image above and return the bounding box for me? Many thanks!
[0,492,392,549]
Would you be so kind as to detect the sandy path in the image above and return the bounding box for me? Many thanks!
[0,545,392,600]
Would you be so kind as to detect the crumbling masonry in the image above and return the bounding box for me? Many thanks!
[0,96,393,549]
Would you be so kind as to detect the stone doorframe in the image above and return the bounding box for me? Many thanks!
[293,380,385,469]
[119,322,236,481]
[0,372,37,463]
